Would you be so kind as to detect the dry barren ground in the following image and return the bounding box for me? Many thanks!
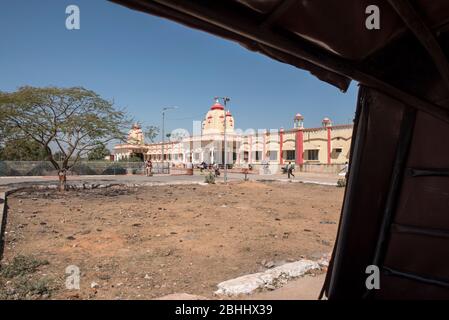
[1,181,343,299]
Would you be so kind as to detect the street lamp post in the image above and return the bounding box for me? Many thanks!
[161,106,178,172]
[215,97,230,183]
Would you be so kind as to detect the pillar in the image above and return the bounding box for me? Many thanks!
[263,130,267,160]
[237,141,241,165]
[279,128,284,165]
[295,129,304,166]
[249,135,252,163]
[327,126,332,164]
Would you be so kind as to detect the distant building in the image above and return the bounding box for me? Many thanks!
[114,99,353,168]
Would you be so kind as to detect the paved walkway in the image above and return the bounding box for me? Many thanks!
[0,171,340,188]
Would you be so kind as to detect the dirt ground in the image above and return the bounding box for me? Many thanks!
[1,181,343,299]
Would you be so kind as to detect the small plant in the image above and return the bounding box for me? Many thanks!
[0,276,54,300]
[337,178,347,188]
[0,255,54,300]
[0,255,49,278]
[204,172,215,184]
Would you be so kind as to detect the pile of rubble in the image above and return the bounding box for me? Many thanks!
[214,253,331,296]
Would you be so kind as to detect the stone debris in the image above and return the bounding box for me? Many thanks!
[214,259,320,296]
[317,252,332,267]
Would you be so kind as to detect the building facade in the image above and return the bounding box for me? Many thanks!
[114,99,353,169]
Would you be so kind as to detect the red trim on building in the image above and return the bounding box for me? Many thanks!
[249,135,252,163]
[295,129,304,165]
[279,129,284,165]
[327,127,332,164]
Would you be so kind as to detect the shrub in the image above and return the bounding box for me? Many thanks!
[204,172,215,184]
[102,164,127,175]
[71,163,97,175]
[26,162,55,176]
[337,178,347,188]
[0,162,20,176]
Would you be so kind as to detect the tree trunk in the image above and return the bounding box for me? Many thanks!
[58,170,67,192]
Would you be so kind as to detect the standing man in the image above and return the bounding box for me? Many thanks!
[148,159,153,176]
[145,159,153,176]
[261,158,269,175]
[144,159,149,176]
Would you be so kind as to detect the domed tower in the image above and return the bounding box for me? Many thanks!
[294,113,304,129]
[127,123,144,145]
[202,98,235,135]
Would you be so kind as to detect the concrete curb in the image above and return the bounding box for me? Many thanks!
[0,191,6,260]
[258,178,337,186]
[0,188,23,261]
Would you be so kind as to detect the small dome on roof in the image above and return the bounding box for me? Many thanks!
[322,117,332,127]
[294,113,304,120]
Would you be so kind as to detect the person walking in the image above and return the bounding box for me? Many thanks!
[287,161,295,179]
[213,163,220,177]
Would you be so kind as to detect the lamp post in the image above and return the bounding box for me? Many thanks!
[215,97,230,183]
[161,106,178,171]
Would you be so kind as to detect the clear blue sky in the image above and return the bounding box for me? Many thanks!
[0,0,358,139]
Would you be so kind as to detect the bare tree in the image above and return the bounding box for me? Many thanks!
[0,86,130,190]
[144,125,160,143]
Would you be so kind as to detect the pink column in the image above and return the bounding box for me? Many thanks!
[279,129,284,165]
[327,127,332,164]
[295,129,304,165]
[249,135,252,163]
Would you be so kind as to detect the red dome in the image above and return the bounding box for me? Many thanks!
[210,101,224,110]
[226,111,232,116]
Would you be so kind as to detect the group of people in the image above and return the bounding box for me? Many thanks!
[144,157,298,179]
